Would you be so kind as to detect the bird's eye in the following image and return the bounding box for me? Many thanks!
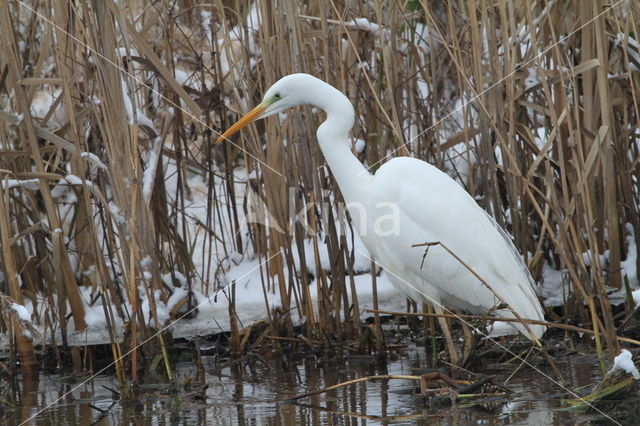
[274,92,281,99]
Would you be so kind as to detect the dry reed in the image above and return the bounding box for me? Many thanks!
[0,0,639,381]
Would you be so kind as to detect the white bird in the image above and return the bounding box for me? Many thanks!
[218,73,546,348]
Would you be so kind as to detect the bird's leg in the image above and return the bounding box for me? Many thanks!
[423,304,439,364]
[434,305,459,363]
[459,317,478,367]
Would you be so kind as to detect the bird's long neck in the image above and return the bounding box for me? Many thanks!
[311,81,373,234]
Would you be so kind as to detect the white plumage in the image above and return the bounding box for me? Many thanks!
[218,73,546,340]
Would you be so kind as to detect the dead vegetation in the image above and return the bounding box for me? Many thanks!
[0,0,639,387]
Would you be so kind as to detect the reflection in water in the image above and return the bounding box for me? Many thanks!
[2,344,615,425]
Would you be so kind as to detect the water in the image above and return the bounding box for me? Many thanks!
[2,340,619,425]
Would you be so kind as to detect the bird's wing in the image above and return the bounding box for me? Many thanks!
[480,207,539,294]
[366,157,544,335]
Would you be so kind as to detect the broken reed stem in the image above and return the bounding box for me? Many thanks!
[228,281,241,356]
[364,309,640,346]
[156,332,174,381]
[265,335,322,345]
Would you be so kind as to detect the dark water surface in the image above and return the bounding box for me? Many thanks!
[3,340,619,425]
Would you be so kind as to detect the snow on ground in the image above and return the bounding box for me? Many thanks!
[166,165,407,341]
[612,349,640,379]
[170,264,404,340]
[542,223,640,308]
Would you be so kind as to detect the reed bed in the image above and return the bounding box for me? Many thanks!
[0,0,639,383]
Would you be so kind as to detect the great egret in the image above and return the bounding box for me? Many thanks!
[218,73,546,346]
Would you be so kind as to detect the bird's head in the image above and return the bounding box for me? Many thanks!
[216,74,312,143]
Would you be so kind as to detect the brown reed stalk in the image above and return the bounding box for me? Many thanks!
[1,0,638,369]
[0,188,37,370]
[0,2,88,336]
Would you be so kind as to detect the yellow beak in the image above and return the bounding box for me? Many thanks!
[216,103,267,143]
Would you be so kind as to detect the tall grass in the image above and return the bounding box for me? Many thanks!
[0,0,638,380]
